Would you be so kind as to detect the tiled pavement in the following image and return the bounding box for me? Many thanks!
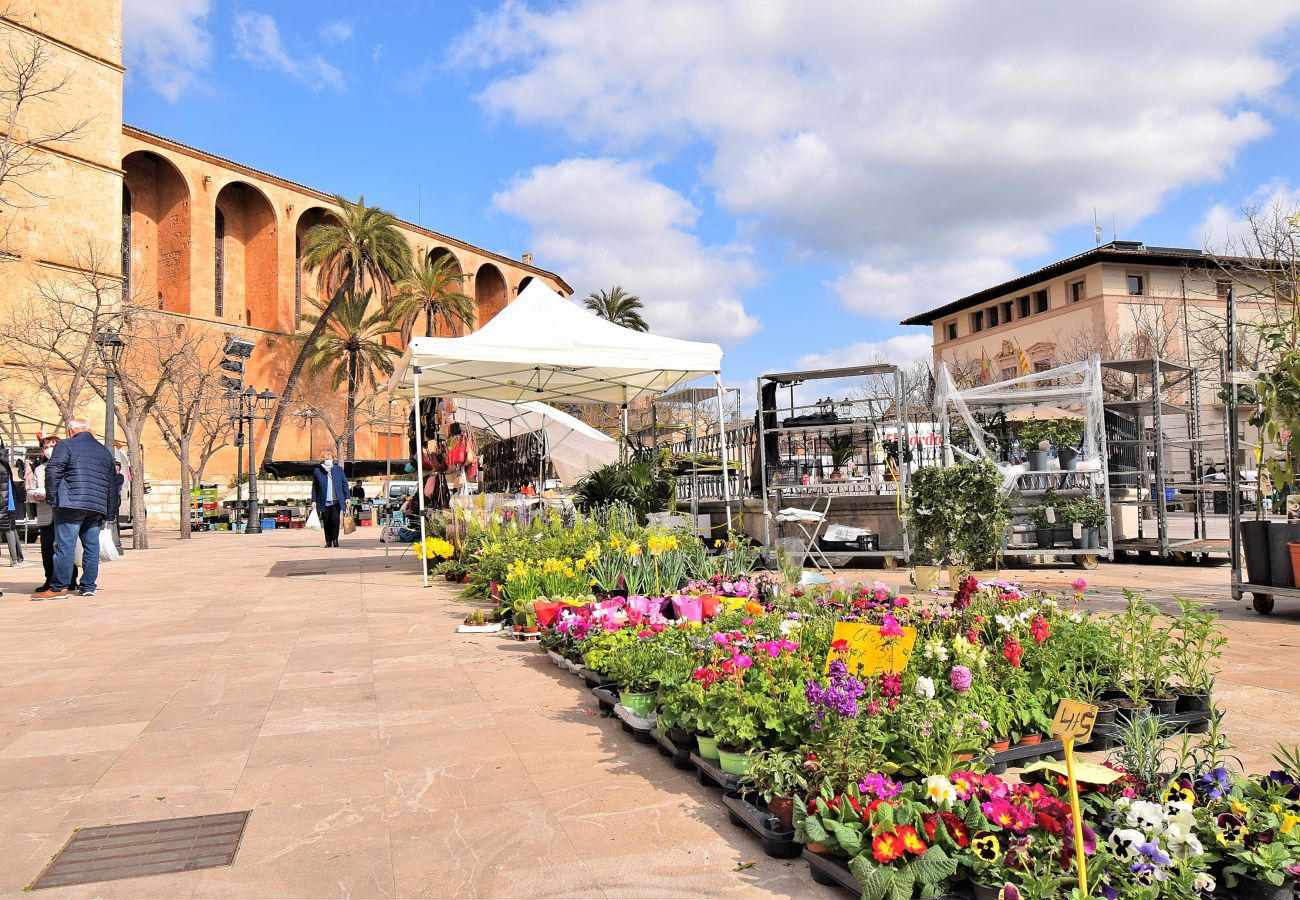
[0,530,1295,898]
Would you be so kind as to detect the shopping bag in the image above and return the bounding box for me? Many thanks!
[73,537,83,567]
[342,514,356,535]
[99,528,120,562]
[306,509,322,530]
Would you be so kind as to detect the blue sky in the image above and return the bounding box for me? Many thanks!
[123,0,1300,395]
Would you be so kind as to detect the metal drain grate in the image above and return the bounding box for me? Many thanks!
[32,811,251,890]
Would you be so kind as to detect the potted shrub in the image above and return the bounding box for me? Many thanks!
[1050,417,1084,469]
[1028,499,1057,550]
[827,432,856,479]
[1018,416,1052,471]
[745,747,810,832]
[604,630,661,718]
[906,459,1009,581]
[881,436,913,481]
[1170,597,1224,714]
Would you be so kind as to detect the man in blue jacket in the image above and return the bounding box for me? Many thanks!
[33,417,118,600]
[311,449,349,548]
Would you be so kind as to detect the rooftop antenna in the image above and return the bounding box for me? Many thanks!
[1093,207,1102,247]
[1112,214,1117,243]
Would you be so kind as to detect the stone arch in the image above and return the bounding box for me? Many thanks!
[475,262,508,327]
[426,246,465,336]
[122,150,192,314]
[214,181,280,329]
[517,275,535,296]
[294,206,338,330]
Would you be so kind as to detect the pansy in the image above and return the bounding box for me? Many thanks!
[1108,828,1145,858]
[1126,800,1166,833]
[1197,766,1231,800]
[971,832,1001,862]
[1191,873,1216,894]
[1165,823,1203,860]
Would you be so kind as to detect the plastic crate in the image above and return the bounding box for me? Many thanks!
[260,517,277,531]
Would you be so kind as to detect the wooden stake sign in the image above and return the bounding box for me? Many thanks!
[1051,699,1099,897]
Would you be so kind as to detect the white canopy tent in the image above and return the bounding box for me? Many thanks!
[386,280,732,586]
[452,397,618,487]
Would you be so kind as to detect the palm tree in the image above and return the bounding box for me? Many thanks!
[262,194,411,469]
[389,250,477,342]
[583,286,649,331]
[296,290,400,462]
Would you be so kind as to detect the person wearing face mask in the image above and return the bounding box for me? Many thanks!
[310,448,349,548]
[29,435,78,594]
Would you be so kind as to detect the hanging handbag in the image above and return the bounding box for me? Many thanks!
[342,514,357,535]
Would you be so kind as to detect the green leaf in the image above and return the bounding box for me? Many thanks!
[911,845,958,886]
[826,820,864,858]
[887,865,915,900]
[804,817,830,846]
[855,860,893,900]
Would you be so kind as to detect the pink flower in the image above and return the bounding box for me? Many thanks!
[950,665,973,693]
[711,633,730,645]
[734,654,753,669]
[1072,577,1086,593]
[637,629,653,638]
[742,618,754,625]
[879,613,905,639]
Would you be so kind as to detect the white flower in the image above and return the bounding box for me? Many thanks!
[778,618,798,635]
[923,639,949,662]
[915,676,935,699]
[924,775,956,806]
[1126,800,1167,833]
[1108,828,1145,858]
[1068,612,1083,623]
[1191,873,1216,894]
[1040,597,1058,609]
[1165,801,1195,835]
[994,614,1015,632]
[1165,823,1203,860]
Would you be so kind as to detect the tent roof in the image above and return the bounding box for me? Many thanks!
[453,398,617,486]
[387,281,723,405]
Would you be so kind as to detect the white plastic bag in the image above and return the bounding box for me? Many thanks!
[306,509,322,530]
[99,529,120,562]
[73,537,83,567]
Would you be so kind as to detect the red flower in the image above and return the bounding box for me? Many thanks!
[831,639,849,652]
[893,596,911,607]
[922,812,938,840]
[897,824,928,855]
[872,830,905,863]
[1002,635,1023,667]
[879,673,902,697]
[1029,614,1050,644]
[940,812,971,847]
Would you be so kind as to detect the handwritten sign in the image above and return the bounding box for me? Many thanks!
[826,622,917,677]
[1023,757,1124,785]
[1051,699,1099,743]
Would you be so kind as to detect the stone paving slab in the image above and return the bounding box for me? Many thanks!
[0,530,1294,898]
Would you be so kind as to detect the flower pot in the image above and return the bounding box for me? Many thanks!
[948,569,967,591]
[1114,699,1151,725]
[1147,695,1177,716]
[489,580,502,600]
[1175,692,1210,713]
[1240,519,1271,584]
[972,883,1002,900]
[444,572,458,582]
[1233,876,1295,900]
[696,734,720,761]
[1016,733,1042,746]
[717,747,752,776]
[989,739,1011,753]
[1093,701,1118,726]
[1057,446,1079,470]
[619,691,656,718]
[1027,449,1049,471]
[1084,526,1100,550]
[955,752,975,761]
[912,565,940,591]
[1267,522,1300,588]
[668,726,692,746]
[804,841,832,856]
[769,796,795,832]
[1035,528,1055,550]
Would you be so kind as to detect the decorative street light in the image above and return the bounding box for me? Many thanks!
[242,387,277,534]
[294,407,319,460]
[94,326,125,550]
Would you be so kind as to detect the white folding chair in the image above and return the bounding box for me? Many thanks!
[774,493,837,573]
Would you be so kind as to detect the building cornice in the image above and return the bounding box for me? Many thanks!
[122,125,574,294]
[0,16,125,73]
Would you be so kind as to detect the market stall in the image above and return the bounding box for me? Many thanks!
[386,280,732,585]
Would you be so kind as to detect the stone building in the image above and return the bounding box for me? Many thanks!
[1,1,570,487]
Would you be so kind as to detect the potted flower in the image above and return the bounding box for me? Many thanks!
[603,629,663,718]
[1170,597,1224,715]
[1028,502,1057,551]
[1018,416,1053,471]
[746,747,811,832]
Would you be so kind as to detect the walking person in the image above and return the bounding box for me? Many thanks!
[28,435,78,594]
[32,418,116,600]
[0,441,23,565]
[310,449,349,548]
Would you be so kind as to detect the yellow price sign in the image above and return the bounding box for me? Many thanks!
[826,622,917,677]
[1051,699,1099,743]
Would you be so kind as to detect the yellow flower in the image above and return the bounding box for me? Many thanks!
[1282,812,1300,836]
[713,539,723,548]
[1230,800,1249,817]
[626,542,642,558]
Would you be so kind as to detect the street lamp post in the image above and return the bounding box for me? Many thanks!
[94,327,125,550]
[243,388,277,534]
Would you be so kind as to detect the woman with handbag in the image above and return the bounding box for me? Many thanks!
[310,449,350,548]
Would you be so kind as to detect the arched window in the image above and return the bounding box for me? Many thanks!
[214,208,225,317]
[121,186,131,303]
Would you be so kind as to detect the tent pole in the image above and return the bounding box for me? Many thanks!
[716,373,733,534]
[620,393,629,463]
[413,366,429,588]
[690,396,698,528]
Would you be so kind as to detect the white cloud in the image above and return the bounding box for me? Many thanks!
[1197,181,1300,254]
[459,0,1298,321]
[319,20,354,45]
[492,158,762,342]
[122,0,212,101]
[232,12,345,92]
[831,257,1020,320]
[796,334,933,373]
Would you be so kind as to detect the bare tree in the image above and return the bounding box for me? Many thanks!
[148,321,234,538]
[0,8,91,225]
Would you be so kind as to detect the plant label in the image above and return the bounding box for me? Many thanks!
[1071,523,1082,540]
[1050,698,1099,743]
[1045,507,1056,524]
[826,621,917,677]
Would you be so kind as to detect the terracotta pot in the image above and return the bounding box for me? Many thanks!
[459,573,470,584]
[804,841,832,856]
[1016,734,1042,746]
[769,796,795,832]
[955,752,975,761]
[989,739,1011,753]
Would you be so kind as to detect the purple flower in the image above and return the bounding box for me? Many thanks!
[805,660,866,728]
[950,665,973,693]
[1197,766,1231,800]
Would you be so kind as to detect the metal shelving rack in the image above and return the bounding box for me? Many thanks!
[1102,358,1230,562]
[756,364,912,567]
[935,357,1112,569]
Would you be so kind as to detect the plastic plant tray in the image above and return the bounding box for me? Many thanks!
[689,753,742,792]
[653,730,695,770]
[578,667,614,689]
[721,791,800,859]
[979,738,1065,774]
[590,685,619,714]
[803,850,971,898]
[613,704,657,744]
